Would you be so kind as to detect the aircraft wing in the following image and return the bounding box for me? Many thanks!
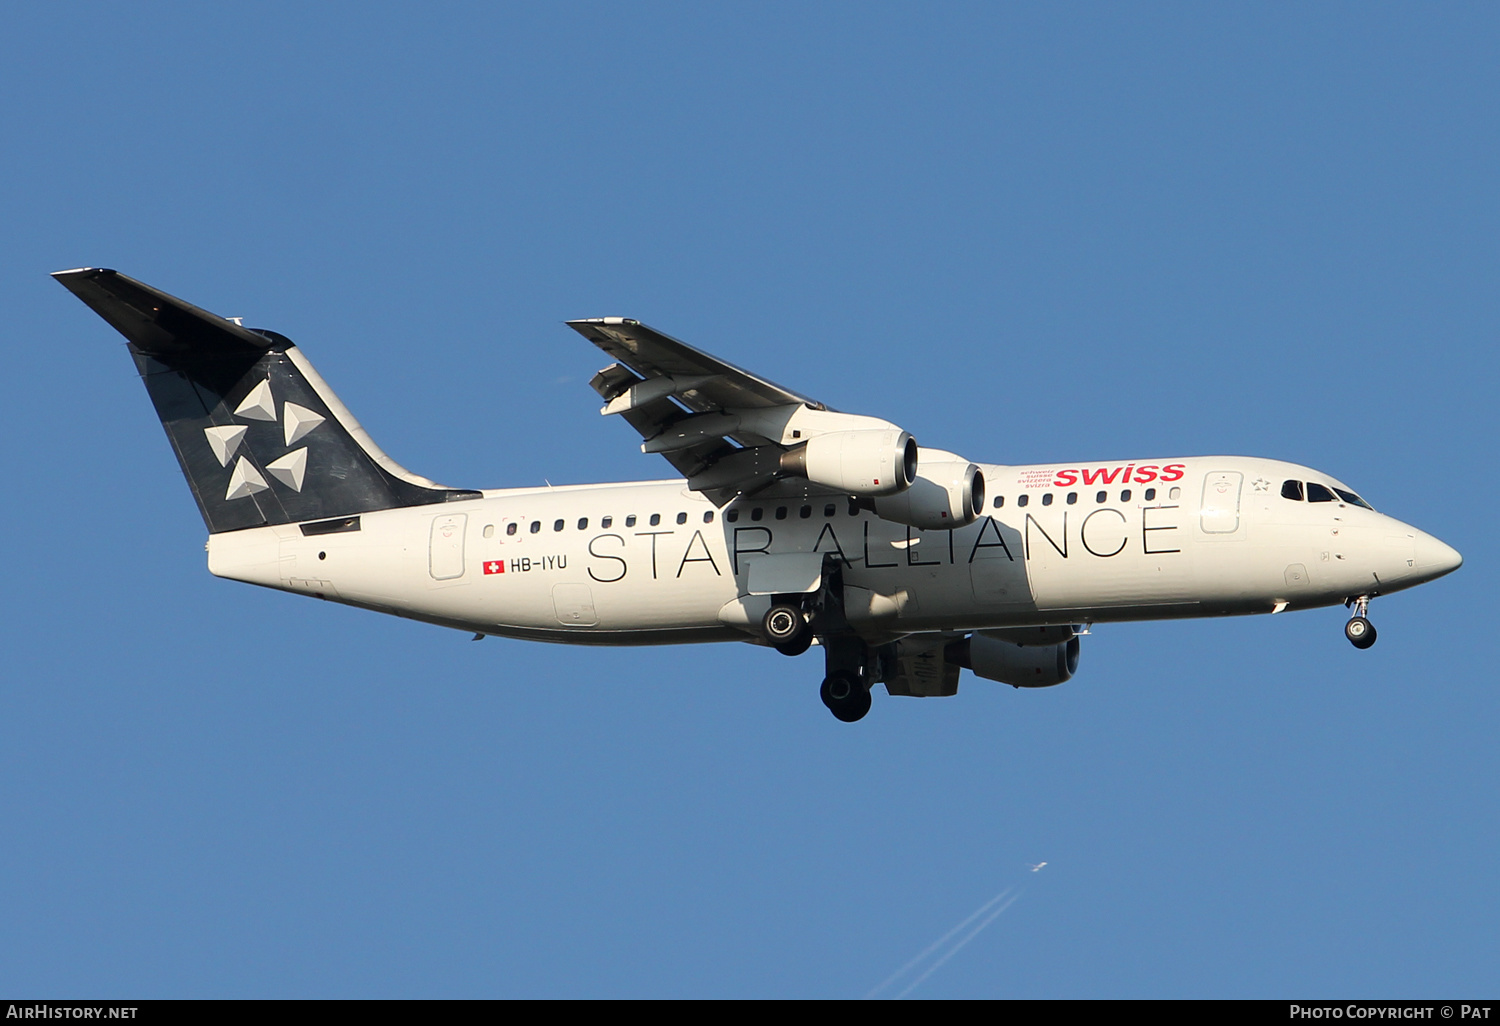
[568,318,838,503]
[568,318,818,412]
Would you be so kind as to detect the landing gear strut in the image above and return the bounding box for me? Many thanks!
[1344,595,1377,650]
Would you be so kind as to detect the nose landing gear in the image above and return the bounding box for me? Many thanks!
[1344,595,1377,650]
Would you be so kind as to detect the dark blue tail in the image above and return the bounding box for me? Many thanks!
[55,268,479,533]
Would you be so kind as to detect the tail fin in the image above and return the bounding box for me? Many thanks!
[54,268,479,533]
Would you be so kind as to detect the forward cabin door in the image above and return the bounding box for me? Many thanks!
[1192,469,1250,605]
[1199,472,1245,538]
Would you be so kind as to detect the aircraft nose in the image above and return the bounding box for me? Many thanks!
[1414,531,1463,580]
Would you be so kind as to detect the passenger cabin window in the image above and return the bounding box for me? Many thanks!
[1144,488,1156,501]
[1096,491,1107,504]
[1169,487,1181,500]
[1307,483,1336,503]
[775,507,788,520]
[703,511,715,523]
[676,512,687,525]
[824,504,837,517]
[553,519,564,532]
[726,510,739,523]
[625,515,637,527]
[1120,489,1131,502]
[650,513,661,526]
[506,523,518,536]
[529,521,541,534]
[483,524,494,538]
[1041,493,1053,506]
[1017,494,1029,508]
[751,508,763,521]
[577,518,588,530]
[1066,492,1077,505]
[1282,480,1304,501]
[1334,488,1372,510]
[601,516,613,528]
[993,496,1004,508]
[800,505,812,519]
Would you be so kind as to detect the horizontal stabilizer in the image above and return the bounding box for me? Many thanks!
[53,268,274,360]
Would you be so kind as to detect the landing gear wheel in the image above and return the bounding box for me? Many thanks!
[1345,616,1377,650]
[775,632,813,657]
[763,604,808,646]
[820,672,871,722]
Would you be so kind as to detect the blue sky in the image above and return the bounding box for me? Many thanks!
[1,3,1495,997]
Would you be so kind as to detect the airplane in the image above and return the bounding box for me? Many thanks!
[1028,863,1047,872]
[54,268,1463,723]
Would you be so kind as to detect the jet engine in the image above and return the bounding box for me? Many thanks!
[873,448,985,530]
[779,428,917,497]
[946,627,1080,688]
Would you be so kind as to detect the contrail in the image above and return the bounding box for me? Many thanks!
[864,888,1013,1000]
[892,890,1022,999]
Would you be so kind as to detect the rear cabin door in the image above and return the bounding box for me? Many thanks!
[430,514,468,580]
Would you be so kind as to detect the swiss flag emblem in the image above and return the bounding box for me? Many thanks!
[483,560,505,575]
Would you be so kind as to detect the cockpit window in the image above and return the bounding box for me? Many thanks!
[1281,480,1304,501]
[1334,488,1373,510]
[1306,482,1336,503]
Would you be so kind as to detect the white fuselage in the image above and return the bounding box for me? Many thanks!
[204,455,1459,646]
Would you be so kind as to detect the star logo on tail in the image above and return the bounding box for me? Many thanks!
[206,379,325,500]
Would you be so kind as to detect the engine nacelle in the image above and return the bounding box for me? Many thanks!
[873,449,985,530]
[780,428,917,497]
[946,628,1080,688]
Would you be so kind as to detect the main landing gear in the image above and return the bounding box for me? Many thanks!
[760,557,874,722]
[820,636,872,723]
[763,603,813,656]
[821,670,872,723]
[1344,595,1377,650]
